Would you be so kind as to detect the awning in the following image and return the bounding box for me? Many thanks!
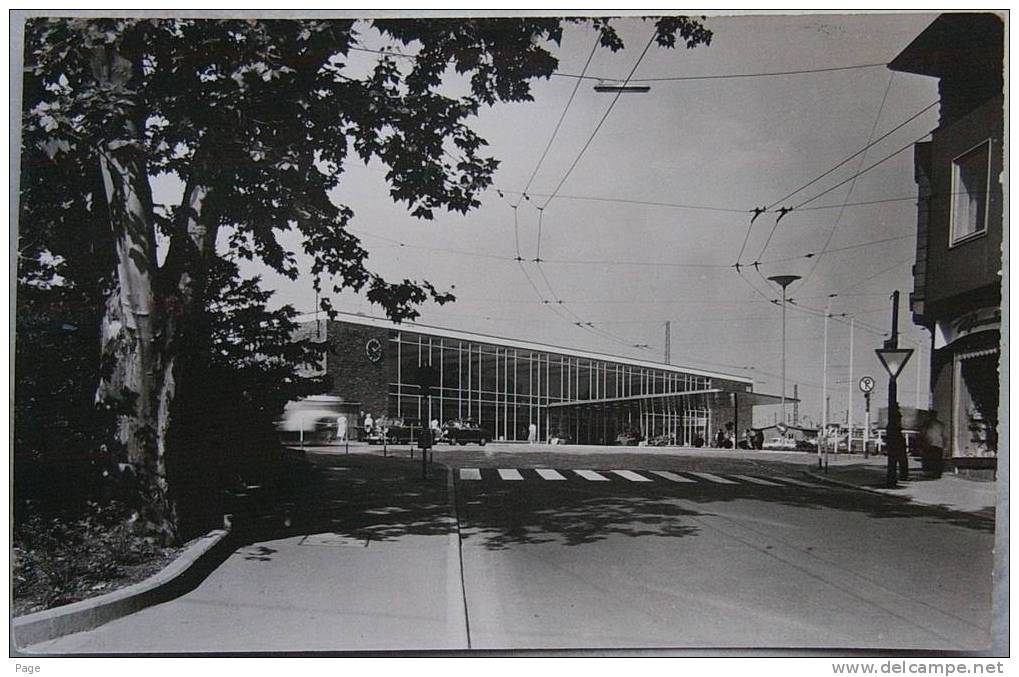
[957,347,999,361]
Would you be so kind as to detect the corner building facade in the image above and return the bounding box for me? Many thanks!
[889,13,1004,459]
[298,314,783,445]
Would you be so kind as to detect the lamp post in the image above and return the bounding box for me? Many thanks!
[875,291,914,488]
[768,275,801,426]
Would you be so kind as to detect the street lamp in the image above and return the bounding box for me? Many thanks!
[768,274,801,425]
[593,82,651,93]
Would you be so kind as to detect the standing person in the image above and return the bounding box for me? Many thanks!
[528,422,537,445]
[754,428,764,450]
[336,414,347,442]
[363,411,374,441]
[715,429,725,448]
[920,412,947,478]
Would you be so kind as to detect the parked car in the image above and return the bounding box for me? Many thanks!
[443,421,491,446]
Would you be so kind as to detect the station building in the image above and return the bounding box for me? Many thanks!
[295,313,785,445]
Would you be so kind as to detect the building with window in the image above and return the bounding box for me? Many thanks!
[296,313,786,446]
[889,13,1004,459]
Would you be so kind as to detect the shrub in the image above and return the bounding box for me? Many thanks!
[13,501,164,610]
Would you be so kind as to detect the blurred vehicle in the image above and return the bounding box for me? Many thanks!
[765,436,797,450]
[276,395,346,445]
[443,420,491,446]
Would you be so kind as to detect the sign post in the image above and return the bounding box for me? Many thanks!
[859,376,875,459]
[875,292,914,488]
[416,365,438,480]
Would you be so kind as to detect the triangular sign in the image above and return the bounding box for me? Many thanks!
[875,347,914,380]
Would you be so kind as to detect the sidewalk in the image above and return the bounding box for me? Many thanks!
[23,454,469,653]
[805,456,998,518]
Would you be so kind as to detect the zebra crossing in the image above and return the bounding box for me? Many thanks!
[457,467,830,489]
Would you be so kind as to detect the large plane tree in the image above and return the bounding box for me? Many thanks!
[18,16,712,541]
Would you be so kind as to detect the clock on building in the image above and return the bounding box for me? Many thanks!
[365,338,383,363]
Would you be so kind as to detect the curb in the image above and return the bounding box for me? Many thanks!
[802,470,893,497]
[803,470,997,521]
[443,464,471,649]
[14,528,236,650]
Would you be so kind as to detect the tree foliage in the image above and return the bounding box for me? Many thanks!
[17,15,712,539]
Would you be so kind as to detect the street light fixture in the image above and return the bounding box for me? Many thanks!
[593,83,651,93]
[768,274,801,425]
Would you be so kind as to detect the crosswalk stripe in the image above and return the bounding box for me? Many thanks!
[575,469,610,481]
[686,471,738,485]
[612,470,653,482]
[774,476,826,488]
[459,468,482,481]
[535,469,567,481]
[498,468,524,480]
[649,470,696,483]
[733,474,783,487]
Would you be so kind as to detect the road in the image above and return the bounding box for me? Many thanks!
[23,444,994,654]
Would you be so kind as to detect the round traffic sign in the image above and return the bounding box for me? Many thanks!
[859,376,875,393]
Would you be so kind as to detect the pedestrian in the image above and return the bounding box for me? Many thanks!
[754,428,764,450]
[336,415,347,442]
[363,411,374,440]
[920,411,947,478]
[528,422,537,445]
[715,429,725,448]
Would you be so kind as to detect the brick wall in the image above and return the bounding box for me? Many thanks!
[323,321,392,420]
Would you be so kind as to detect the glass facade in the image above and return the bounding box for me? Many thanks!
[387,329,716,444]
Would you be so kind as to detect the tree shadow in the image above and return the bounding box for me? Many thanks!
[222,452,993,565]
[226,454,459,558]
[458,484,702,549]
[445,452,997,535]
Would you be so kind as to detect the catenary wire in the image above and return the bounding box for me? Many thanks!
[795,71,896,287]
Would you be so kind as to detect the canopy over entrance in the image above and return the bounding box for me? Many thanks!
[546,388,794,446]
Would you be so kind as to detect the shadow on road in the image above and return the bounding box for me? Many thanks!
[458,484,702,549]
[227,451,993,562]
[227,453,455,560]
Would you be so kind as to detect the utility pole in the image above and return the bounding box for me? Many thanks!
[665,320,671,365]
[848,318,855,454]
[820,304,830,470]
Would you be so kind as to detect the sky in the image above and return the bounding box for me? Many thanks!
[229,11,942,427]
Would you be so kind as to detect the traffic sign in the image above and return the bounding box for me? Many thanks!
[858,376,875,393]
[875,347,913,380]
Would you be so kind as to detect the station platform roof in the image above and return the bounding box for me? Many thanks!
[547,388,797,409]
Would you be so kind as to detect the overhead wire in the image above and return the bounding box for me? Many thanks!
[795,71,896,288]
[538,31,658,210]
[522,29,661,353]
[828,256,915,296]
[346,44,888,85]
[766,99,939,211]
[741,98,938,269]
[520,36,601,199]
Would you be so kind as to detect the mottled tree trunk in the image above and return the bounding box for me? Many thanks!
[90,45,217,543]
[94,127,173,538]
